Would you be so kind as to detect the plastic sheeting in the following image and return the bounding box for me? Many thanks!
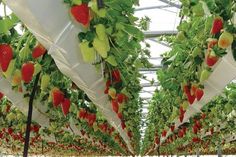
[5,0,133,153]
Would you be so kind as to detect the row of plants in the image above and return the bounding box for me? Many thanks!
[142,0,236,155]
[0,3,140,155]
[63,0,152,153]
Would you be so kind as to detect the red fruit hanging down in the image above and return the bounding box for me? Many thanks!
[121,121,126,130]
[210,128,214,135]
[117,112,123,119]
[79,108,87,119]
[21,62,35,83]
[179,106,186,115]
[195,88,204,101]
[192,137,201,143]
[211,17,223,35]
[206,50,218,67]
[33,125,40,133]
[179,114,184,123]
[201,113,206,119]
[195,120,201,129]
[112,69,121,83]
[0,92,3,100]
[170,125,175,132]
[155,136,160,145]
[61,98,71,116]
[0,44,13,72]
[183,84,190,95]
[207,39,218,49]
[111,99,119,113]
[7,127,13,135]
[162,130,167,137]
[32,44,46,59]
[192,125,198,134]
[116,93,127,104]
[87,113,96,126]
[178,129,184,138]
[70,4,90,26]
[186,93,195,105]
[51,88,64,107]
[104,80,111,94]
[127,131,132,138]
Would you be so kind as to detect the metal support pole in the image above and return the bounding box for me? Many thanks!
[217,144,222,157]
[196,148,200,157]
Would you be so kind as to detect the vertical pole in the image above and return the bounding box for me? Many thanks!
[97,0,104,9]
[217,144,222,157]
[196,148,200,157]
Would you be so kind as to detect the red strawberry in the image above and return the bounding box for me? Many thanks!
[155,137,160,145]
[121,121,126,129]
[32,43,46,59]
[6,104,11,113]
[78,108,87,119]
[21,62,35,83]
[178,129,184,138]
[61,98,71,116]
[116,93,127,104]
[127,131,132,138]
[211,17,223,35]
[195,88,204,101]
[192,125,198,134]
[112,69,121,83]
[201,113,206,119]
[192,137,201,143]
[179,106,186,115]
[210,128,214,135]
[182,127,187,134]
[111,99,119,113]
[0,92,3,100]
[33,125,40,133]
[51,88,64,107]
[207,38,218,49]
[7,127,13,135]
[106,80,111,87]
[170,125,175,132]
[179,114,184,123]
[71,4,90,26]
[87,113,96,126]
[162,130,167,137]
[195,120,201,129]
[206,50,218,67]
[0,44,13,72]
[117,112,123,119]
[187,93,195,105]
[0,132,3,139]
[183,84,190,94]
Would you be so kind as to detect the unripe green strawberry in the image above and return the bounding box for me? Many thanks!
[6,112,15,121]
[176,31,186,42]
[200,69,211,83]
[90,1,107,17]
[79,41,96,63]
[93,37,109,58]
[96,24,107,41]
[192,3,204,17]
[41,74,50,91]
[3,59,15,79]
[192,47,201,57]
[19,46,30,61]
[108,88,116,99]
[11,69,21,86]
[33,63,42,76]
[218,31,234,49]
[106,55,118,66]
[72,0,82,5]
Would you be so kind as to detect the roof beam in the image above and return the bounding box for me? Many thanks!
[159,0,181,9]
[144,30,178,38]
[135,5,174,11]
